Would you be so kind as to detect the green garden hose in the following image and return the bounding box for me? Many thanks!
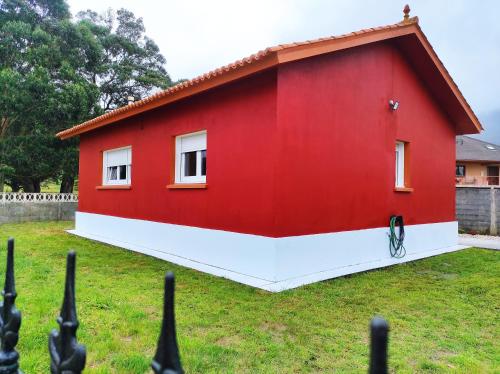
[388,215,406,258]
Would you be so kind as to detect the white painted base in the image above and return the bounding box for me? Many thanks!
[70,212,465,292]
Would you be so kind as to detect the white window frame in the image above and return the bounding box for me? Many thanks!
[102,146,132,186]
[175,131,207,184]
[395,141,405,188]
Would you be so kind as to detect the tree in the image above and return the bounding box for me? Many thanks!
[76,8,172,111]
[51,8,171,193]
[0,0,101,191]
[0,1,172,192]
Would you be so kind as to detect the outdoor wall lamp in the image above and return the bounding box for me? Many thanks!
[389,100,400,111]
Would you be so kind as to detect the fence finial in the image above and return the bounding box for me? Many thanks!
[0,238,22,374]
[49,251,86,374]
[369,317,389,374]
[152,272,184,374]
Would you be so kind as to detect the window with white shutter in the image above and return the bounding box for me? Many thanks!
[175,131,207,184]
[102,147,132,185]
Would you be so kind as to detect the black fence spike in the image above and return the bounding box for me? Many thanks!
[60,252,78,324]
[152,272,184,374]
[369,317,389,374]
[49,251,86,374]
[0,238,22,374]
[4,239,15,297]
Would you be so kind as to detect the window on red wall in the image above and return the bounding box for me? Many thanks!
[395,141,411,190]
[102,146,132,185]
[395,141,405,188]
[175,131,207,184]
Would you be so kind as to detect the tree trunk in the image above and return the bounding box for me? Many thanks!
[10,180,20,192]
[21,178,34,192]
[0,172,4,192]
[60,174,74,193]
[32,179,41,193]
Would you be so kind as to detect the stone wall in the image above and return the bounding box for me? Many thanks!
[456,186,499,235]
[0,193,78,224]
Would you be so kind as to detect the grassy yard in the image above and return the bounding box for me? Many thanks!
[0,222,497,373]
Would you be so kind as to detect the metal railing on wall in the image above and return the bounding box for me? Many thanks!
[456,175,500,186]
[0,193,78,203]
[0,239,391,374]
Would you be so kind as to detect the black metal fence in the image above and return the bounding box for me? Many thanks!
[0,238,390,373]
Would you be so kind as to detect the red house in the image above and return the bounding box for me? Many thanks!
[57,8,481,291]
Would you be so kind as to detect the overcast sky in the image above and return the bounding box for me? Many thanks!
[67,0,500,142]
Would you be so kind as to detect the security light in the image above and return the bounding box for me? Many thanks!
[389,100,400,111]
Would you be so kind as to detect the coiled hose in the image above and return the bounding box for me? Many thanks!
[388,215,406,258]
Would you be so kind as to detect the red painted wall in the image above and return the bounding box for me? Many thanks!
[78,41,456,237]
[79,70,279,236]
[274,41,456,236]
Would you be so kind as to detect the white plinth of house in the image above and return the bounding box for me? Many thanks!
[69,212,466,292]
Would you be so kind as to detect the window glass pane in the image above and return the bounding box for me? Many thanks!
[201,150,206,176]
[395,142,405,187]
[183,151,197,176]
[456,165,465,177]
[119,165,127,180]
[395,149,399,185]
[108,166,117,180]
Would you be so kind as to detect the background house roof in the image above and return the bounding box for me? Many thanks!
[456,136,500,162]
[56,10,482,139]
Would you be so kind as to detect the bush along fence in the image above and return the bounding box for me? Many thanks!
[0,239,391,374]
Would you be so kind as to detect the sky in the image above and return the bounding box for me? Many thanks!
[67,0,500,143]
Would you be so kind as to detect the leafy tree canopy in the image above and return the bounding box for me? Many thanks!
[0,0,172,192]
[77,8,171,110]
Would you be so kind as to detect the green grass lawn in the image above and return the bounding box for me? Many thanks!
[0,222,498,373]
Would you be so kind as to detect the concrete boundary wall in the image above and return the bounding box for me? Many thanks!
[0,193,78,224]
[456,186,499,235]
